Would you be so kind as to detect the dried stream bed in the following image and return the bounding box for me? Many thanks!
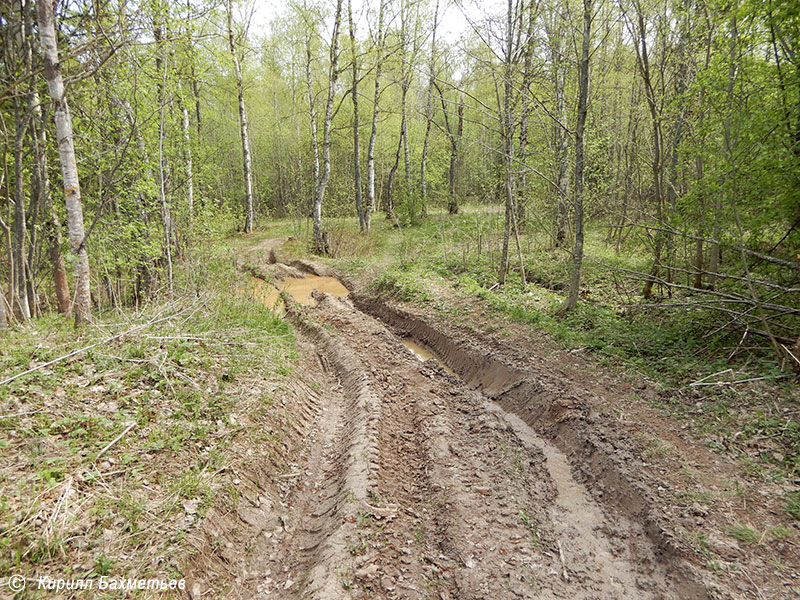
[189,259,726,600]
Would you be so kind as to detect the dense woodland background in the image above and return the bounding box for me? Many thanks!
[1,0,799,370]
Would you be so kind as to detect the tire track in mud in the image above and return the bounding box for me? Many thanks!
[308,291,693,599]
[235,258,713,599]
[259,309,382,599]
[310,294,556,598]
[351,294,712,600]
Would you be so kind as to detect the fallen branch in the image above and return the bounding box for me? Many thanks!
[690,375,786,387]
[95,421,136,461]
[782,344,800,369]
[689,369,734,386]
[0,301,199,387]
[557,539,569,581]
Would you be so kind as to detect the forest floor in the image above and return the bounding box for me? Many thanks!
[1,220,798,599]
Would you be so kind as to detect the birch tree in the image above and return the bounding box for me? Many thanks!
[153,2,174,295]
[25,0,70,316]
[312,0,343,254]
[227,0,255,233]
[37,0,92,324]
[419,0,439,213]
[348,0,366,231]
[365,0,387,231]
[498,0,526,285]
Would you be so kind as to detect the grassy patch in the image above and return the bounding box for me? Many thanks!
[726,524,763,545]
[0,238,296,588]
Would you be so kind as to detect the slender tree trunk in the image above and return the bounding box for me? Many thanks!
[180,14,195,234]
[37,0,92,324]
[448,99,463,215]
[22,0,39,318]
[45,188,72,315]
[693,152,705,289]
[694,24,713,289]
[313,0,343,254]
[615,73,639,251]
[227,0,254,233]
[127,106,158,300]
[154,10,174,295]
[499,0,515,285]
[181,94,194,235]
[401,80,411,218]
[305,33,320,206]
[12,99,31,320]
[630,10,665,299]
[271,88,287,213]
[547,12,570,247]
[366,0,386,232]
[419,0,439,215]
[517,5,536,230]
[560,0,591,313]
[348,0,366,232]
[185,0,202,136]
[434,78,462,216]
[386,127,403,219]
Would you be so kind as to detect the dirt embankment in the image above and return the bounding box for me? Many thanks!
[184,248,797,600]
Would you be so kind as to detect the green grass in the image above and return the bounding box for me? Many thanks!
[0,233,298,587]
[726,524,763,545]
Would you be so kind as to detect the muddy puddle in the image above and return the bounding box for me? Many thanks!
[248,274,349,311]
[247,277,285,313]
[402,339,457,376]
[282,274,349,305]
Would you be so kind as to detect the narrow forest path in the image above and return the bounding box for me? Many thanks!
[185,238,796,600]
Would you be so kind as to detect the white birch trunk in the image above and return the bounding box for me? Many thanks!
[499,0,514,285]
[366,0,386,231]
[313,0,343,254]
[181,91,194,233]
[348,0,365,232]
[36,0,92,324]
[419,0,439,213]
[155,14,174,296]
[306,35,320,191]
[227,0,254,233]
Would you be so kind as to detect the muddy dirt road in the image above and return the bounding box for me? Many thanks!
[186,244,794,600]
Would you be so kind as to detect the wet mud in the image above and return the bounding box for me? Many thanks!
[186,252,790,600]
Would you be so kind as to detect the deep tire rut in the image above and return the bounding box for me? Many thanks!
[299,291,702,599]
[235,259,714,600]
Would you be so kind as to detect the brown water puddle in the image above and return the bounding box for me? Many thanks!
[247,274,349,312]
[281,274,349,306]
[248,277,285,313]
[402,339,457,376]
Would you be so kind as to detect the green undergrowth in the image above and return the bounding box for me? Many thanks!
[0,239,295,595]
